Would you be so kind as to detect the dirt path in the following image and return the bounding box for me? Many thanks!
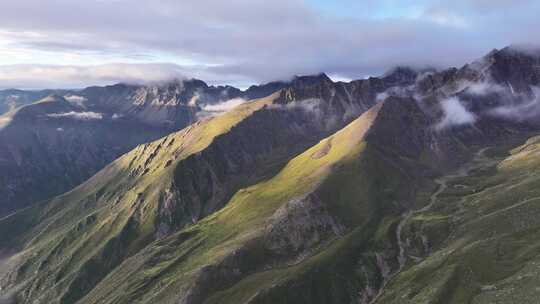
[370,148,495,304]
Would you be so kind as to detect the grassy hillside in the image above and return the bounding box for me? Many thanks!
[75,102,391,303]
[0,94,275,304]
[3,91,538,303]
[72,99,442,304]
[375,136,540,304]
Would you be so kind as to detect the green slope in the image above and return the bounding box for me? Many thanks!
[375,136,540,304]
[4,94,536,304]
[0,94,276,304]
[75,101,428,304]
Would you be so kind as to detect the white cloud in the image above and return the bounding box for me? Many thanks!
[47,111,103,120]
[64,95,87,107]
[489,86,540,120]
[436,97,476,129]
[0,0,537,88]
[0,0,538,88]
[201,98,247,113]
[0,63,186,89]
[465,82,506,95]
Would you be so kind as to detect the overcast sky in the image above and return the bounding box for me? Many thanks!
[0,0,538,89]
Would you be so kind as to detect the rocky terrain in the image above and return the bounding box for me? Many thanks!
[1,46,540,304]
[0,78,290,216]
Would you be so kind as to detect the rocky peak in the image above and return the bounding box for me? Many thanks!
[477,46,540,92]
[381,66,419,86]
[291,73,333,86]
[276,73,335,104]
[243,81,288,100]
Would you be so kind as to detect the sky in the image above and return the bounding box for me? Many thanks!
[0,0,538,89]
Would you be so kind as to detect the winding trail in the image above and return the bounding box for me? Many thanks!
[369,148,495,304]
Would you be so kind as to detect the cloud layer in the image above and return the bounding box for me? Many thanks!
[0,0,539,88]
[201,98,247,113]
[47,111,103,120]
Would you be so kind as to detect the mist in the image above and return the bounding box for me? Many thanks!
[436,97,476,130]
[47,111,104,120]
[489,86,540,120]
[200,98,247,113]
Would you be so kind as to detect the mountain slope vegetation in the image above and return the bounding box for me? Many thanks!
[2,46,540,304]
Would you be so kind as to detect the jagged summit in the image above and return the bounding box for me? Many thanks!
[291,72,333,85]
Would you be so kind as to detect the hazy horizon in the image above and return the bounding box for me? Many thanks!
[1,0,539,89]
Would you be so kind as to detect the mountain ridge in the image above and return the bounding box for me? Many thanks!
[3,45,540,303]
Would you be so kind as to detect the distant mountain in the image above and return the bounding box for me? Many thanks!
[0,79,287,216]
[0,89,69,115]
[3,46,540,304]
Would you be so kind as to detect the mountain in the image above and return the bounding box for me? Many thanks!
[0,78,289,216]
[2,46,540,304]
[0,70,418,217]
[0,89,69,115]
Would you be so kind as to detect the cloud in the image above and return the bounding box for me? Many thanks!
[465,82,506,95]
[267,98,324,116]
[436,97,476,129]
[376,85,416,101]
[196,98,248,119]
[489,86,540,120]
[0,0,539,88]
[64,95,87,107]
[201,98,247,113]
[47,111,103,120]
[285,98,323,112]
[0,63,187,89]
[0,0,538,89]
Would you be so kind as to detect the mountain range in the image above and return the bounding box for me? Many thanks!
[0,79,292,216]
[1,46,540,303]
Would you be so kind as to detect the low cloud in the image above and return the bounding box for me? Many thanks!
[436,97,476,129]
[196,98,248,119]
[267,98,325,118]
[64,95,87,107]
[47,111,103,120]
[201,98,247,113]
[376,85,416,101]
[464,81,506,95]
[489,86,540,120]
[0,64,187,89]
[283,98,323,113]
